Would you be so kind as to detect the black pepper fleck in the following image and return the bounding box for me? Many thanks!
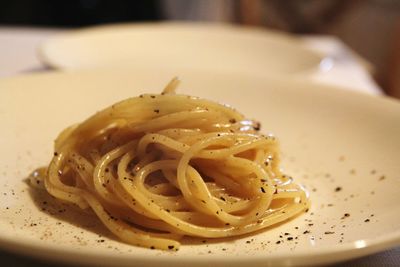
[324,231,335,234]
[253,122,261,131]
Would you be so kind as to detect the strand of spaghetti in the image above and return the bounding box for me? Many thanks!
[68,153,94,188]
[118,160,241,237]
[198,167,245,196]
[117,151,191,212]
[112,150,163,219]
[162,77,180,94]
[45,150,89,209]
[177,135,274,225]
[137,132,278,160]
[120,163,306,237]
[156,128,201,140]
[82,191,181,250]
[63,93,245,144]
[129,109,230,133]
[184,165,262,224]
[93,140,137,206]
[161,170,255,213]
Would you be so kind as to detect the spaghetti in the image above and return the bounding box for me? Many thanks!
[33,78,309,250]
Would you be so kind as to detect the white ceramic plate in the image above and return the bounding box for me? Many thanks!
[38,22,323,75]
[0,69,399,267]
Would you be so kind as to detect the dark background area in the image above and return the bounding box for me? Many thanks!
[0,1,161,27]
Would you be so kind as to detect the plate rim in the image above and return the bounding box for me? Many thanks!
[37,21,324,71]
[0,227,399,266]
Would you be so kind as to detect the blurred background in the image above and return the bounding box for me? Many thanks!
[0,0,399,98]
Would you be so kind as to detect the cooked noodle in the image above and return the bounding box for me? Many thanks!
[32,78,309,250]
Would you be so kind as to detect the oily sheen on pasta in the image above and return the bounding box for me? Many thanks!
[40,79,309,250]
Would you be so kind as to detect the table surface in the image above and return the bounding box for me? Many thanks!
[0,26,398,267]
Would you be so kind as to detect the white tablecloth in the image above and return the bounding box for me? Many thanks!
[1,27,398,267]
